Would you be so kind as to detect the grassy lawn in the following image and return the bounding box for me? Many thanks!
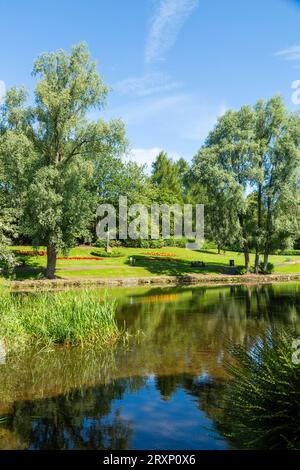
[2,245,300,282]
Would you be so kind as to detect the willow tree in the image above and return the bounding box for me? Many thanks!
[251,96,300,270]
[192,106,254,271]
[0,43,126,278]
[192,96,300,272]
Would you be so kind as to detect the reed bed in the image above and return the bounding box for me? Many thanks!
[0,289,122,351]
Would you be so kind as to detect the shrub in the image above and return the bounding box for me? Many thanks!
[103,237,189,248]
[278,249,300,256]
[149,239,165,249]
[90,250,122,258]
[201,240,217,250]
[217,329,300,449]
[0,247,18,275]
[235,265,246,275]
[259,262,274,274]
[93,239,122,248]
[139,240,150,249]
[163,237,188,248]
[93,239,107,248]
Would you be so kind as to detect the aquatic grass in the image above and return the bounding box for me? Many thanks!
[0,290,122,351]
[217,328,300,449]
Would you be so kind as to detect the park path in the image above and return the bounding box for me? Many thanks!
[55,265,123,271]
[274,260,300,267]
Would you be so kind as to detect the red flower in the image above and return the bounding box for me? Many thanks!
[57,257,104,260]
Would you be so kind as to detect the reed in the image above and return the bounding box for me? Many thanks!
[218,328,300,449]
[0,290,122,351]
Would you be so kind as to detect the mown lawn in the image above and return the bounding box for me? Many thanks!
[3,245,300,281]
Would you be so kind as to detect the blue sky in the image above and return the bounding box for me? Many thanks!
[1,0,300,168]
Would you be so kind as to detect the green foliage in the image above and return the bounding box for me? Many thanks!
[0,248,17,275]
[121,238,188,248]
[0,43,127,278]
[218,329,300,449]
[235,266,247,275]
[97,158,152,207]
[93,239,123,248]
[90,250,122,258]
[192,95,300,269]
[278,249,300,256]
[162,237,188,248]
[151,151,183,204]
[260,262,274,274]
[0,209,18,275]
[0,290,122,350]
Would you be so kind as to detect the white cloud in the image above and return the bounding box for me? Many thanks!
[130,147,181,168]
[275,45,300,61]
[130,147,163,166]
[0,80,6,104]
[110,93,188,125]
[145,0,199,66]
[113,0,198,97]
[107,93,227,149]
[113,72,182,97]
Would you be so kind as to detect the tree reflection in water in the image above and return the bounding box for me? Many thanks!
[0,283,300,449]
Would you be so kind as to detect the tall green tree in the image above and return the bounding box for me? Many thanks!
[192,96,300,271]
[192,106,254,271]
[0,43,126,278]
[250,96,300,271]
[151,151,183,204]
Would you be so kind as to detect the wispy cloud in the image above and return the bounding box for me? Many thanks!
[113,0,198,98]
[0,80,6,104]
[130,147,181,169]
[106,93,226,148]
[109,93,188,125]
[113,72,182,97]
[275,45,300,61]
[145,0,199,66]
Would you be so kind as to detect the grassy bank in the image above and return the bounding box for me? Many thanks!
[3,245,300,284]
[0,290,122,351]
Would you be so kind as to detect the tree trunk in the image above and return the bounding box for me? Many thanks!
[217,244,221,254]
[254,250,260,274]
[263,252,269,272]
[244,246,250,273]
[46,243,57,279]
[255,181,262,275]
[264,197,271,273]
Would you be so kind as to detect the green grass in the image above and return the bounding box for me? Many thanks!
[0,290,122,350]
[4,245,300,281]
[273,263,300,273]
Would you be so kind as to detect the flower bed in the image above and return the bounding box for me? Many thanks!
[57,257,104,261]
[139,257,175,262]
[14,250,47,256]
[14,251,104,261]
[141,252,176,257]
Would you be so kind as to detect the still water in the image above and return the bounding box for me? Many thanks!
[1,283,300,449]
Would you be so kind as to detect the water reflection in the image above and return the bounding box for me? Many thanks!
[0,375,227,450]
[1,283,300,449]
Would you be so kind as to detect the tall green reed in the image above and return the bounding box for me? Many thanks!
[0,289,122,351]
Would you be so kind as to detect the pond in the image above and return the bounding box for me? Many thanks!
[0,282,300,450]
